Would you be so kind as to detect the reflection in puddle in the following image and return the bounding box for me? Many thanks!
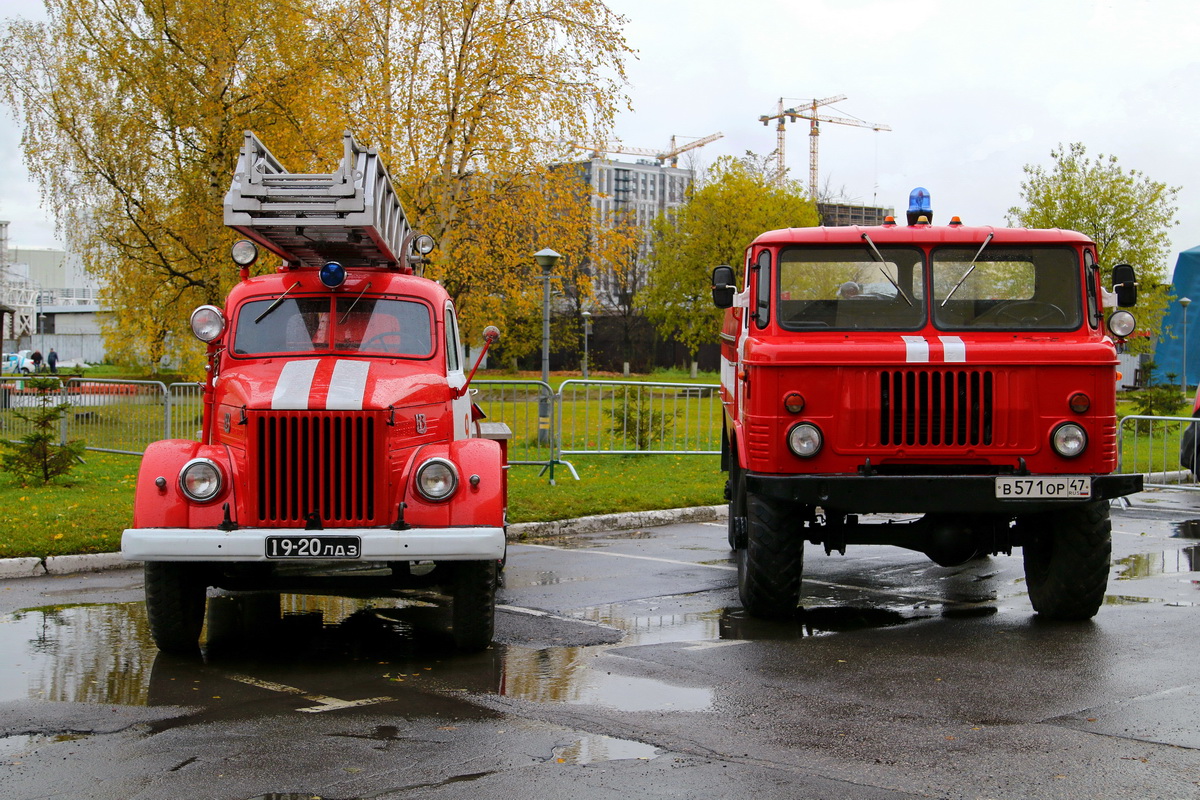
[553,734,659,764]
[501,644,712,711]
[0,732,89,761]
[1115,546,1200,579]
[1174,519,1200,539]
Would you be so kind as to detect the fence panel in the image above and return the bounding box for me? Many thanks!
[558,379,722,455]
[167,383,206,442]
[63,379,170,455]
[471,380,556,467]
[1118,413,1199,490]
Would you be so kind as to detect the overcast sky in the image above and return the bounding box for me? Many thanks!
[4,0,1200,277]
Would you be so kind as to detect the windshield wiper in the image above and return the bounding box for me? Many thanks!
[940,233,994,306]
[338,282,372,324]
[860,233,912,307]
[254,281,301,324]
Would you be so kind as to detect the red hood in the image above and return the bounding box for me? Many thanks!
[215,357,447,411]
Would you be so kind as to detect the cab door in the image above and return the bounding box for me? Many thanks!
[445,302,471,439]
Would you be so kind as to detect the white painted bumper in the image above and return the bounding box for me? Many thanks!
[121,526,506,562]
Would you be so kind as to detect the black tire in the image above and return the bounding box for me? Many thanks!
[452,560,496,651]
[1021,501,1112,620]
[727,460,746,550]
[1182,421,1197,474]
[737,491,803,619]
[144,562,209,654]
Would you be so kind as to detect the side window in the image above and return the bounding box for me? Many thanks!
[755,250,771,328]
[444,303,463,374]
[1084,250,1100,328]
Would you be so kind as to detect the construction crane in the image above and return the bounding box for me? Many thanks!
[759,95,890,197]
[575,132,724,166]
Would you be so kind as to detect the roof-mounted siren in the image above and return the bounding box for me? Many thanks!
[907,187,932,226]
[403,232,437,276]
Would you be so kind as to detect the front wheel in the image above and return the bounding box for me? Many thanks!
[737,492,803,620]
[144,562,210,654]
[1021,501,1112,620]
[452,560,497,651]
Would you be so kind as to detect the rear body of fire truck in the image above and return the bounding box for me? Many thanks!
[713,192,1142,621]
[122,131,508,653]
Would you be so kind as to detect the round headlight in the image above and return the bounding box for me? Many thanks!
[319,261,347,288]
[416,458,458,502]
[179,458,223,502]
[190,305,226,343]
[1051,423,1088,458]
[231,239,259,267]
[413,234,436,255]
[787,423,823,458]
[1108,310,1136,338]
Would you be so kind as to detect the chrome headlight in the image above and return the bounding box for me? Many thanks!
[416,458,459,502]
[190,305,226,343]
[179,458,223,502]
[1051,423,1087,458]
[1108,310,1136,338]
[787,423,823,458]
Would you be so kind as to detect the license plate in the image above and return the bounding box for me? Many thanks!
[994,476,1091,499]
[265,535,361,559]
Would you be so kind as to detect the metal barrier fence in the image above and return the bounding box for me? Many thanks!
[1,378,204,456]
[1,377,721,475]
[1118,413,1199,490]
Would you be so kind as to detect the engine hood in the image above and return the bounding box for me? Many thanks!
[214,357,447,411]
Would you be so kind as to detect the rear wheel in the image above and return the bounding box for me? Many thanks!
[452,560,497,651]
[1021,501,1112,620]
[738,492,803,619]
[144,562,209,654]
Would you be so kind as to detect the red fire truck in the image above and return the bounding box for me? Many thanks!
[712,189,1141,621]
[122,132,508,653]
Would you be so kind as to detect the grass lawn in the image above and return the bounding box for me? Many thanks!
[0,451,724,560]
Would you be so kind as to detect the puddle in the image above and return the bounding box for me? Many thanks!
[552,734,659,764]
[719,605,917,640]
[1114,546,1200,579]
[0,732,90,761]
[1174,519,1200,539]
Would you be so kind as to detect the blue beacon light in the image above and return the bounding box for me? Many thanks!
[319,261,347,288]
[907,187,932,225]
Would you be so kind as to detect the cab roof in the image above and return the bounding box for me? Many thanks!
[752,224,1094,248]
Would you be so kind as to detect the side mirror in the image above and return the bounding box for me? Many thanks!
[1111,264,1137,307]
[712,265,736,309]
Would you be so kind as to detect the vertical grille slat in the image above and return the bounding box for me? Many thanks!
[878,370,994,448]
[249,412,381,526]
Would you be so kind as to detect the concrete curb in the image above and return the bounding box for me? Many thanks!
[0,505,728,580]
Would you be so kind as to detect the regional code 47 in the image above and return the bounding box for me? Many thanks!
[994,476,1091,499]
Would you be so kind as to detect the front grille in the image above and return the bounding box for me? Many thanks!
[249,411,384,525]
[879,369,994,447]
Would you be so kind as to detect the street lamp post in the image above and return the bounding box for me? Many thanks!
[1182,297,1192,391]
[533,249,561,462]
[581,310,591,378]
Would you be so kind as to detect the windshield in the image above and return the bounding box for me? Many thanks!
[930,245,1082,330]
[233,295,433,357]
[777,245,926,330]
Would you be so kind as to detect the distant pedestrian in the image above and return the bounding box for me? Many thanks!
[47,348,58,374]
[31,350,42,372]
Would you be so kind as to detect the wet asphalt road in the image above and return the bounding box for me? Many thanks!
[2,489,1200,799]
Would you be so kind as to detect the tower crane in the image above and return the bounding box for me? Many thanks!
[575,132,724,166]
[759,95,890,197]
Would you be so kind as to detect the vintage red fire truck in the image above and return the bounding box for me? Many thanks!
[122,132,508,653]
[712,189,1142,621]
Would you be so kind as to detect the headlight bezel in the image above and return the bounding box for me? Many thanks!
[415,457,459,502]
[787,422,823,458]
[190,305,226,343]
[1051,422,1088,458]
[179,457,224,503]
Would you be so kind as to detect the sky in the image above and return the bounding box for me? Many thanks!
[4,0,1200,278]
